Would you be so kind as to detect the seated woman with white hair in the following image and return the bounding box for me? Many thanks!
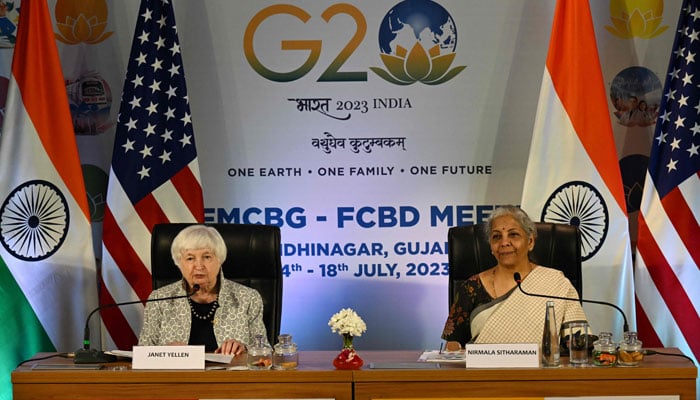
[139,225,267,355]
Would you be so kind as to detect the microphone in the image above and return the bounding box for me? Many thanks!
[74,284,200,364]
[513,272,629,333]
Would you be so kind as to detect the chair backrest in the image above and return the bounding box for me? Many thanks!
[447,222,582,306]
[151,223,282,346]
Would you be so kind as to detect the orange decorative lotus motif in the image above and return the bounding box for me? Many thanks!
[605,0,668,39]
[371,0,466,85]
[54,0,113,45]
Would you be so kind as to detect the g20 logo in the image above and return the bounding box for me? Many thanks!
[244,1,466,85]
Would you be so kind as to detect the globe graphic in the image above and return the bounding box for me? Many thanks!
[378,0,457,56]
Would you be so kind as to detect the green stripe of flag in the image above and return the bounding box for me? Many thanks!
[0,255,55,400]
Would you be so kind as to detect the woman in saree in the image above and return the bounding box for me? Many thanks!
[442,205,587,346]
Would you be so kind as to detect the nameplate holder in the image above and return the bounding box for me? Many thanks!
[464,343,539,368]
[132,345,205,369]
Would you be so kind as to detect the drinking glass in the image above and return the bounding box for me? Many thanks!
[568,321,589,365]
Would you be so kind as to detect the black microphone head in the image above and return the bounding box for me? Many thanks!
[514,272,522,283]
[192,284,200,292]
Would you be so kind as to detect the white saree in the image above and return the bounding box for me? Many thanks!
[471,266,587,344]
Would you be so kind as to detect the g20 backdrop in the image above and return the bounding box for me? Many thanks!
[188,0,550,350]
[1,0,684,352]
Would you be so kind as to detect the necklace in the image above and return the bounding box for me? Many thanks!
[491,269,499,298]
[189,298,219,322]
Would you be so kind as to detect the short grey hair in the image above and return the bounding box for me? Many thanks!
[484,205,537,241]
[170,225,227,266]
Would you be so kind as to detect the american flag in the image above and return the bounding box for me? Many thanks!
[101,0,204,350]
[635,0,700,366]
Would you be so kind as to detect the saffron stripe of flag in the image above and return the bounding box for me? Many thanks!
[546,4,627,210]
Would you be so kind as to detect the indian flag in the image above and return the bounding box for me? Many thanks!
[0,1,98,398]
[521,0,635,338]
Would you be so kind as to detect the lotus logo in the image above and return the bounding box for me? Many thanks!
[605,0,668,39]
[54,0,113,45]
[370,0,466,85]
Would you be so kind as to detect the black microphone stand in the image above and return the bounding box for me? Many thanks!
[513,273,629,333]
[74,284,200,364]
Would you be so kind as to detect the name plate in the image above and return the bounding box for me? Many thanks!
[464,343,539,368]
[132,345,205,369]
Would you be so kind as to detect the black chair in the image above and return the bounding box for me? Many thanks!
[447,222,582,307]
[150,223,282,345]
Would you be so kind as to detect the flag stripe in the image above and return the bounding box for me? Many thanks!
[638,175,700,306]
[134,194,170,232]
[633,298,663,348]
[679,172,700,223]
[102,208,152,299]
[635,258,692,352]
[638,174,700,310]
[661,187,700,266]
[635,247,696,357]
[153,183,197,224]
[169,164,204,220]
[100,246,146,332]
[99,283,139,350]
[105,173,154,266]
[11,2,90,220]
[0,257,54,399]
[635,259,693,356]
[545,0,627,213]
[637,216,699,354]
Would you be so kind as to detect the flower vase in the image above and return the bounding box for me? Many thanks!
[333,334,363,370]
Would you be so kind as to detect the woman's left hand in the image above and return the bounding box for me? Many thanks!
[215,339,246,356]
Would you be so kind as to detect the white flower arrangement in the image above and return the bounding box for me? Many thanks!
[328,308,367,337]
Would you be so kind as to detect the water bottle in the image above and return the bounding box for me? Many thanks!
[541,301,560,367]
